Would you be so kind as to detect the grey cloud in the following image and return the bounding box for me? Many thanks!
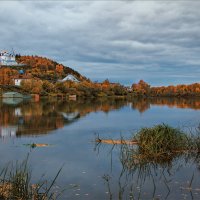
[0,1,200,85]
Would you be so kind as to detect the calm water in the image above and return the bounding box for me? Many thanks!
[0,97,200,199]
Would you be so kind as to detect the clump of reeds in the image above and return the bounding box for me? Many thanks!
[134,124,188,160]
[0,156,62,200]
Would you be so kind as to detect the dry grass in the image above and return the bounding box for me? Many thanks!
[0,157,62,200]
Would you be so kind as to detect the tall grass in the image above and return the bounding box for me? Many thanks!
[96,124,200,166]
[134,124,188,160]
[0,156,62,200]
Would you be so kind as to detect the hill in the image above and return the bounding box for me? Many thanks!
[15,55,87,82]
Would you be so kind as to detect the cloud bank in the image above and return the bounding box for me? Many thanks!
[0,1,200,85]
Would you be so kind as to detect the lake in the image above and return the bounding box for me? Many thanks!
[0,97,200,199]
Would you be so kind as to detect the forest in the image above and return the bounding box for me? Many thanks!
[132,80,200,97]
[0,55,199,98]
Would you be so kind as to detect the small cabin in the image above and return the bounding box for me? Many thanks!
[14,78,30,86]
[13,71,32,86]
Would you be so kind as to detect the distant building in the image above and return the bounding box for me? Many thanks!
[0,50,19,66]
[12,70,32,86]
[58,74,80,83]
[13,76,31,86]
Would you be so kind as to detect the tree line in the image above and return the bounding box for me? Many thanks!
[132,80,200,97]
[0,55,199,97]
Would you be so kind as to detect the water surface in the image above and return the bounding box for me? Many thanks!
[0,97,200,199]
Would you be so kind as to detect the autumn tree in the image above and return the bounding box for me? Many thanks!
[132,80,150,95]
[21,79,43,94]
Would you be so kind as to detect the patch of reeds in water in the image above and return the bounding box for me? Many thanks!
[0,156,62,200]
[97,124,200,166]
[134,124,188,160]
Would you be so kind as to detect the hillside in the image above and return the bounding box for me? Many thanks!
[0,54,128,97]
[15,55,87,82]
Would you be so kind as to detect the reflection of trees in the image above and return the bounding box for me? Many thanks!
[1,97,200,136]
[131,98,150,113]
[132,97,200,113]
[0,98,128,137]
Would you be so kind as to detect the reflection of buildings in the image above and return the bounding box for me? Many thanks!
[1,97,199,139]
[60,111,80,121]
[0,103,82,138]
[0,126,17,138]
[0,99,126,138]
[3,98,23,105]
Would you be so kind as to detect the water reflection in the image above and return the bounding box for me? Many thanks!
[0,97,200,138]
[96,139,200,200]
[132,97,200,113]
[0,98,127,138]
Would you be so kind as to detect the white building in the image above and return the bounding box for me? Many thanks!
[0,50,18,66]
[58,74,80,83]
[14,78,24,86]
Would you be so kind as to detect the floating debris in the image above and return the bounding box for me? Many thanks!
[23,143,52,148]
[95,138,138,145]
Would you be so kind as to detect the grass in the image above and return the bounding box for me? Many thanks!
[96,124,200,166]
[0,156,63,200]
[95,125,200,199]
[134,124,189,159]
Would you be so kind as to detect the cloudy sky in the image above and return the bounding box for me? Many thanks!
[0,0,200,86]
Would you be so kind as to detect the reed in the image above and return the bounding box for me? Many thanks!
[134,124,188,159]
[0,156,62,200]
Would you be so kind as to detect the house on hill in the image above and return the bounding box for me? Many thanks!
[13,75,32,86]
[12,70,32,86]
[58,74,80,83]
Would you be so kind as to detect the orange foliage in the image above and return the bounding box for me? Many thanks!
[56,64,64,74]
[0,68,18,85]
[151,83,200,97]
[16,55,84,81]
[132,80,200,97]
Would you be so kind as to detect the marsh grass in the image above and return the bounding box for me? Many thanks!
[0,156,62,200]
[96,124,200,166]
[134,124,189,160]
[96,124,200,200]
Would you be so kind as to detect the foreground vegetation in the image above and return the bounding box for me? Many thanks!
[97,124,200,165]
[97,125,200,200]
[0,156,62,200]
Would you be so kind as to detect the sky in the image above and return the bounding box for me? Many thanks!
[0,0,200,86]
